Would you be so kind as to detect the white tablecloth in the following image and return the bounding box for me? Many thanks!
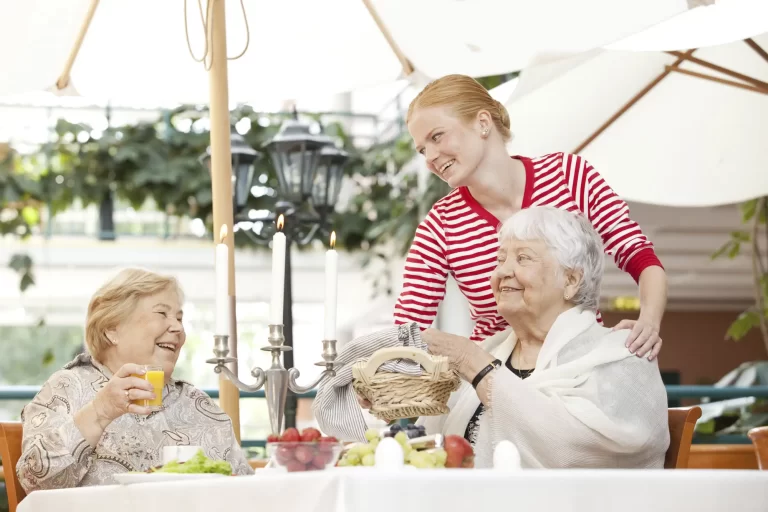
[17,469,768,512]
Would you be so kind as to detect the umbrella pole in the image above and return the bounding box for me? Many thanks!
[572,50,694,154]
[55,0,101,90]
[361,0,414,76]
[208,0,241,441]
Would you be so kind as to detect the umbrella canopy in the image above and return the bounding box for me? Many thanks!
[0,0,700,106]
[496,1,768,207]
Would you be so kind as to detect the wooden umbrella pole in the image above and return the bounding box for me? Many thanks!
[572,49,695,154]
[207,0,241,441]
[666,50,768,90]
[745,38,768,65]
[56,0,101,89]
[666,66,768,95]
[361,0,415,76]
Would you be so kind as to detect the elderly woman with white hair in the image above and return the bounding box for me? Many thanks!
[315,206,670,468]
[17,268,253,491]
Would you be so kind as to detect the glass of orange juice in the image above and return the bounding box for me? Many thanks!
[131,365,164,412]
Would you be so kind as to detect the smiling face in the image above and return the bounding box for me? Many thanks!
[105,287,185,380]
[491,237,580,321]
[408,106,489,188]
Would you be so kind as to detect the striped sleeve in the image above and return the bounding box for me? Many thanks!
[562,153,663,283]
[393,208,450,329]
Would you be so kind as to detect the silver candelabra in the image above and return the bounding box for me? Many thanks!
[206,324,338,434]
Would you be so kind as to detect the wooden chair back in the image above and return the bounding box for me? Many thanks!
[747,426,768,470]
[665,407,702,469]
[0,422,26,512]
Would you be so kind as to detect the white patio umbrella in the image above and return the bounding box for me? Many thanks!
[0,0,722,433]
[495,1,768,207]
[0,0,709,105]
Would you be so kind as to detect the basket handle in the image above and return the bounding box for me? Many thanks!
[356,347,448,382]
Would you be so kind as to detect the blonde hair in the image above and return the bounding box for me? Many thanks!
[85,268,184,360]
[407,74,513,142]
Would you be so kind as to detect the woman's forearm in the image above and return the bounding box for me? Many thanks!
[74,401,111,448]
[638,266,667,324]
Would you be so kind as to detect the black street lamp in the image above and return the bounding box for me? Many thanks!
[200,129,262,212]
[312,145,349,217]
[263,119,336,204]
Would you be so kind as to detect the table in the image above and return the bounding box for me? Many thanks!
[17,468,768,512]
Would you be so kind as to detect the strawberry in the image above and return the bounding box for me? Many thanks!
[266,433,280,443]
[300,427,322,442]
[285,460,305,472]
[294,444,315,464]
[280,428,300,443]
[275,445,294,465]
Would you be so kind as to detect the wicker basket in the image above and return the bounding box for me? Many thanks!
[351,347,461,422]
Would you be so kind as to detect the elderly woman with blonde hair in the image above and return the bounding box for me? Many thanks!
[315,207,670,469]
[17,268,253,491]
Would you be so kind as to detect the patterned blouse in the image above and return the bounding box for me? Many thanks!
[16,354,253,491]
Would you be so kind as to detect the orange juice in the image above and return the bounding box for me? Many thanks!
[131,365,164,411]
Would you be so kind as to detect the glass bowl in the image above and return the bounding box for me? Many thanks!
[266,442,344,472]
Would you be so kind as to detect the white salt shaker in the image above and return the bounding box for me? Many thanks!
[493,440,522,471]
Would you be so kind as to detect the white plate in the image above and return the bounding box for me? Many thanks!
[113,472,229,485]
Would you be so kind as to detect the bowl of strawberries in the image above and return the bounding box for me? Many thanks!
[266,427,343,473]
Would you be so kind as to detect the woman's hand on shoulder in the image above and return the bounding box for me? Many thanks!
[92,363,156,425]
[612,316,662,361]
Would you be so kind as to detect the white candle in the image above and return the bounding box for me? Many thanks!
[269,215,286,325]
[215,225,230,336]
[323,231,338,341]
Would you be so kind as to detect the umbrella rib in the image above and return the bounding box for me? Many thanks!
[745,38,768,65]
[666,66,768,95]
[361,0,415,76]
[56,0,101,90]
[666,50,768,90]
[571,49,695,155]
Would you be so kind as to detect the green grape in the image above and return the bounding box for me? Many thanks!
[362,453,376,466]
[364,429,380,442]
[408,452,432,469]
[345,451,361,465]
[337,459,349,467]
[394,431,409,446]
[405,450,418,463]
[370,437,380,449]
[359,443,375,457]
[432,448,447,467]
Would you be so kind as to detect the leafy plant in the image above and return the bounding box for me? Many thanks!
[712,197,768,355]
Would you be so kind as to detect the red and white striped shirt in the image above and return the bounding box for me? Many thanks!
[393,152,663,342]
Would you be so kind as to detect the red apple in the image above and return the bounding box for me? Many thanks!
[300,427,322,442]
[275,445,295,465]
[444,435,474,469]
[294,444,315,464]
[281,428,301,443]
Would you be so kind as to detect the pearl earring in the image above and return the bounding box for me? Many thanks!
[564,294,570,300]
[482,128,489,136]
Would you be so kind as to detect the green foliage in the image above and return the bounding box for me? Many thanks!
[1,105,460,296]
[713,198,768,351]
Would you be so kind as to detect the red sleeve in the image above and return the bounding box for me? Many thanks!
[561,153,664,283]
[393,207,449,329]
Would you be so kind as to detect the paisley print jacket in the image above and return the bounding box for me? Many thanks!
[16,354,253,491]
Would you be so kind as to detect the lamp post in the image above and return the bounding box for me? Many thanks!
[204,115,350,432]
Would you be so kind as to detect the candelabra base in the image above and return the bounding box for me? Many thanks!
[207,326,338,434]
